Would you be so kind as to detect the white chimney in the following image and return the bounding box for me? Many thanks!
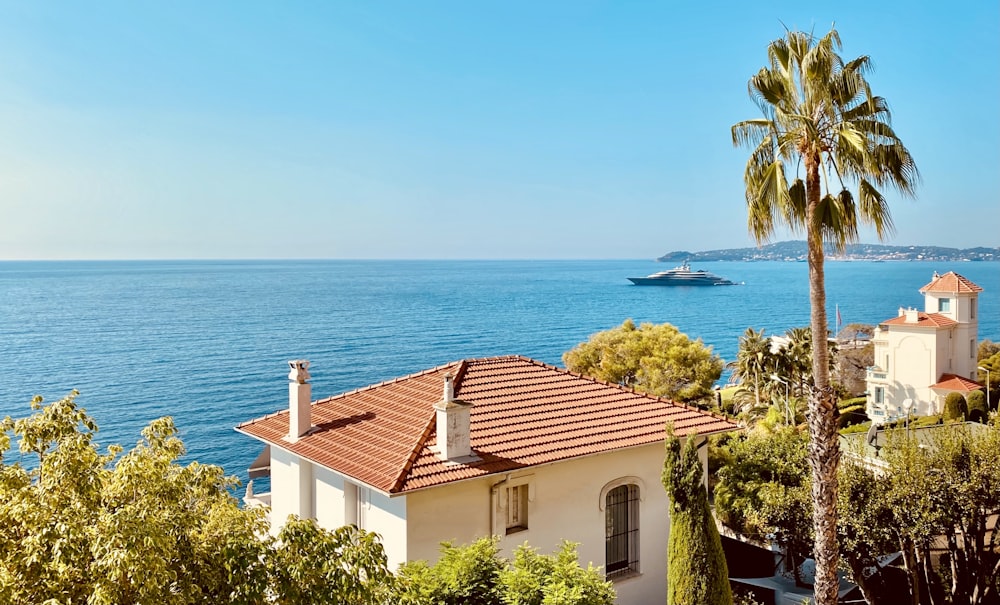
[288,360,311,441]
[904,308,919,323]
[433,374,473,461]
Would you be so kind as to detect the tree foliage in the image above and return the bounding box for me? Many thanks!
[714,425,812,585]
[563,319,723,402]
[395,538,614,605]
[663,428,732,605]
[841,423,1000,605]
[943,392,968,422]
[967,390,987,423]
[0,392,391,605]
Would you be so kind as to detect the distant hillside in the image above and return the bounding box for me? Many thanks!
[657,241,999,262]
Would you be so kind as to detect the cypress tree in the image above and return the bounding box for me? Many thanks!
[662,428,732,605]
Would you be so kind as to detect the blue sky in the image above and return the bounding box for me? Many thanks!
[1,1,997,260]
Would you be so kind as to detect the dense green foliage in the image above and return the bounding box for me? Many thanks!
[967,390,988,423]
[663,428,732,605]
[562,319,723,402]
[0,392,392,605]
[944,391,968,422]
[841,423,1000,605]
[714,425,811,585]
[978,347,999,407]
[395,538,615,605]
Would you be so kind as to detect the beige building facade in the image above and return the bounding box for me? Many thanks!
[866,271,984,423]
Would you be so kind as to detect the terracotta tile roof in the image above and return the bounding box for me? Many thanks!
[236,356,737,494]
[930,373,984,392]
[920,271,984,294]
[881,312,958,328]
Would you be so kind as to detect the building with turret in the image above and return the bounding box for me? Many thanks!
[866,271,985,424]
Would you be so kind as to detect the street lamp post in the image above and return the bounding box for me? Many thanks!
[979,366,991,410]
[902,398,914,439]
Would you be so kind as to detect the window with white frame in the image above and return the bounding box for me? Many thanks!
[971,339,976,359]
[971,298,977,319]
[939,298,951,312]
[605,484,640,579]
[874,387,884,405]
[505,484,529,534]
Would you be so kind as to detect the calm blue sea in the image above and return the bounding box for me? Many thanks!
[1,260,997,484]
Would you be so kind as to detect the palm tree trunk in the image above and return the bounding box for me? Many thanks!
[805,154,841,605]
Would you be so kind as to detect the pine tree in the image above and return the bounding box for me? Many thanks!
[662,428,732,605]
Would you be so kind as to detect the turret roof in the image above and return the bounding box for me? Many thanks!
[920,271,983,294]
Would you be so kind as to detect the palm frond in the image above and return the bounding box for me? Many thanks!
[857,179,895,240]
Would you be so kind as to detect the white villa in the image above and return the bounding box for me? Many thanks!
[237,356,736,605]
[865,271,985,424]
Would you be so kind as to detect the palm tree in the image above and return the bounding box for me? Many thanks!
[727,327,774,412]
[732,27,918,605]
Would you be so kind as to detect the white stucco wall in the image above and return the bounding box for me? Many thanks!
[364,488,408,570]
[404,441,685,605]
[270,446,313,530]
[313,465,346,529]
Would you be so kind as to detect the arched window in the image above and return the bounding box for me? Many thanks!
[605,483,640,578]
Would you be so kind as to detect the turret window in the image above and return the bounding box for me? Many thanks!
[939,298,951,312]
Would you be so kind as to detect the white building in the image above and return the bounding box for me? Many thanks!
[237,355,736,605]
[866,271,984,424]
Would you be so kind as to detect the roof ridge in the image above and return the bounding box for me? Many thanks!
[390,415,437,493]
[313,359,466,404]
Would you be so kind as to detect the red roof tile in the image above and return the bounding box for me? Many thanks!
[881,312,958,328]
[920,271,983,294]
[930,373,984,392]
[236,356,737,494]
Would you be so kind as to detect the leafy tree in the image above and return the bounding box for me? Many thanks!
[967,390,987,423]
[0,392,390,605]
[977,339,1000,362]
[395,538,614,605]
[732,27,918,605]
[663,427,732,605]
[714,425,811,585]
[563,319,723,402]
[943,391,968,422]
[977,350,1000,407]
[841,424,1000,605]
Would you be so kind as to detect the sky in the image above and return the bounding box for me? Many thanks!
[1,1,997,260]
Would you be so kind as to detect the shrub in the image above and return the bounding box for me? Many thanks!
[837,396,867,411]
[967,390,988,423]
[944,392,968,422]
[838,405,868,428]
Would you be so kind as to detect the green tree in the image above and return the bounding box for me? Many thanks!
[663,428,732,605]
[943,391,968,422]
[977,350,1000,407]
[714,425,811,586]
[732,27,918,605]
[0,392,390,605]
[395,537,614,605]
[563,319,723,402]
[727,327,777,415]
[842,423,1000,605]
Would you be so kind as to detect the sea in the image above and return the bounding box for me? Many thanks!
[1,260,997,486]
